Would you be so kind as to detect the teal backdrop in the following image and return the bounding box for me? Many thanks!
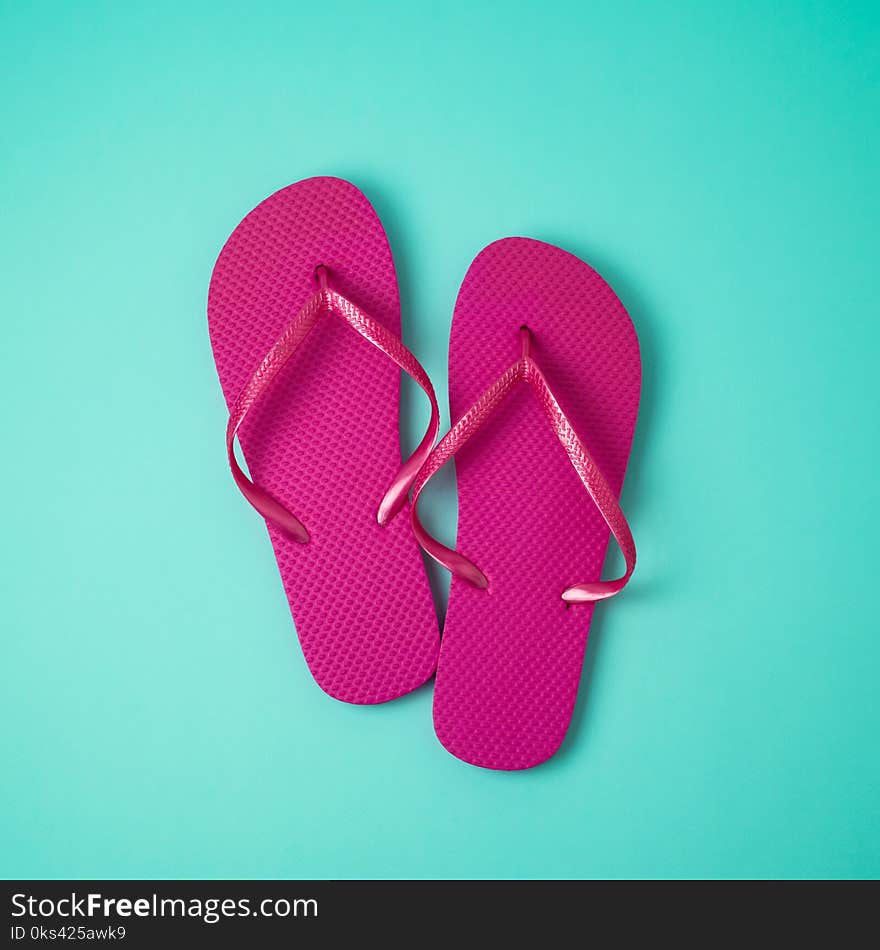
[2,0,878,879]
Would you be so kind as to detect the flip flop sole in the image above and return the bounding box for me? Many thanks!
[209,177,439,704]
[435,238,641,768]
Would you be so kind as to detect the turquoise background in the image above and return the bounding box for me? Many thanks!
[2,0,878,879]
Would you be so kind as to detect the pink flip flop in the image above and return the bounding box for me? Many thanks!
[208,177,440,704]
[412,238,641,768]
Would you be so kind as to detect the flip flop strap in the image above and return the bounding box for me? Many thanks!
[411,328,635,603]
[226,266,439,543]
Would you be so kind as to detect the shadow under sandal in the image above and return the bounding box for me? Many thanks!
[412,237,641,768]
[209,176,440,704]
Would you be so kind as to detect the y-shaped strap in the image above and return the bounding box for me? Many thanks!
[227,266,439,543]
[411,327,635,603]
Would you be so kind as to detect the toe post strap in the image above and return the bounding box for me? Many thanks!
[227,266,439,541]
[411,326,636,603]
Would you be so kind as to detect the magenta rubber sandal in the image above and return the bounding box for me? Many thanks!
[412,238,641,768]
[208,177,440,704]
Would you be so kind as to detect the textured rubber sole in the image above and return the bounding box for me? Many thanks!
[434,238,641,768]
[208,177,439,704]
